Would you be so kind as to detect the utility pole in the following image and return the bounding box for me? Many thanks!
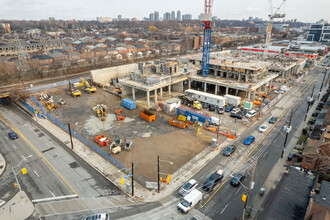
[68,123,74,150]
[282,109,293,158]
[243,159,258,219]
[132,161,134,197]
[157,155,160,193]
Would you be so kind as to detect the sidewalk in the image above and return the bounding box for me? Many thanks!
[249,84,328,218]
[0,153,6,177]
[0,191,34,220]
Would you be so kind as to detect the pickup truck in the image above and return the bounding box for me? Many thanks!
[140,110,155,122]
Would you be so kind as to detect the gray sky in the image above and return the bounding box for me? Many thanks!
[0,0,329,23]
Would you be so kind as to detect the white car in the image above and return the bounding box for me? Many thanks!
[231,108,240,114]
[245,110,257,118]
[273,90,279,94]
[179,179,198,196]
[259,125,268,133]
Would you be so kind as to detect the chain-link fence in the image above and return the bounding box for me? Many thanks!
[31,96,125,170]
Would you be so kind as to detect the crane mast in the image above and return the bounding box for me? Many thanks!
[201,0,213,78]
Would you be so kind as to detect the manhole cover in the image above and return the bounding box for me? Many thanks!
[34,129,40,132]
[38,133,45,137]
[69,162,79,169]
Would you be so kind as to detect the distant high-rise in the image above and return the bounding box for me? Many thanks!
[177,11,181,21]
[163,12,171,21]
[182,14,192,21]
[118,15,122,20]
[307,20,330,43]
[171,11,176,20]
[149,13,154,21]
[154,11,160,21]
[97,16,112,23]
[248,17,253,21]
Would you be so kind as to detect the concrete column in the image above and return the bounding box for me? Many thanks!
[248,91,251,101]
[264,84,267,93]
[168,85,171,96]
[132,87,136,100]
[188,80,191,89]
[204,83,207,92]
[235,89,239,96]
[252,92,255,100]
[154,89,157,103]
[226,72,229,79]
[160,87,163,99]
[238,74,241,82]
[269,80,272,88]
[215,85,218,95]
[226,87,229,94]
[147,91,150,106]
[182,81,184,93]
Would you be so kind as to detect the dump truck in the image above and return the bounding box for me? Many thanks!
[95,135,110,146]
[81,77,96,93]
[168,118,188,129]
[140,110,155,122]
[115,109,125,121]
[179,95,202,110]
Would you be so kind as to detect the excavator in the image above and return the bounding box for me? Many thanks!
[96,104,106,121]
[68,82,81,97]
[80,77,96,93]
[248,88,274,100]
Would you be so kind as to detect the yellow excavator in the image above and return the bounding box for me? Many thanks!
[68,82,81,97]
[96,105,106,121]
[80,77,96,94]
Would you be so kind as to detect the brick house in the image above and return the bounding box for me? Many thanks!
[31,54,53,65]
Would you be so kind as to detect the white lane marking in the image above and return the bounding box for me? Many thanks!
[13,145,17,149]
[235,186,242,195]
[34,170,40,178]
[31,194,77,203]
[220,203,229,214]
[5,136,8,140]
[49,189,55,197]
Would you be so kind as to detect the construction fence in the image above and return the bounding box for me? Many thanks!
[29,96,126,170]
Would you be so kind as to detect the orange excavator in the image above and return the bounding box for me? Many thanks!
[248,88,274,100]
[204,125,236,139]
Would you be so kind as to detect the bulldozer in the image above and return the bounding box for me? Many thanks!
[80,77,96,94]
[68,82,81,97]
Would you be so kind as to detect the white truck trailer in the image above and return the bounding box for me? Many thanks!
[224,94,241,107]
[184,89,227,108]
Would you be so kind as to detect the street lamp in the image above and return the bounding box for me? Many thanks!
[157,156,174,193]
[11,155,32,198]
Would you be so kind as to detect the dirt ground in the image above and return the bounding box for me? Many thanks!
[30,85,215,182]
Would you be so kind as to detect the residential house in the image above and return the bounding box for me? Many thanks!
[168,43,181,52]
[64,51,81,61]
[105,48,118,56]
[93,48,107,58]
[31,54,53,65]
[305,180,330,220]
[80,48,95,60]
[115,47,128,54]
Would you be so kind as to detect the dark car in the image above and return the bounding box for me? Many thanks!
[217,107,224,114]
[269,117,278,124]
[225,105,234,112]
[230,112,237,118]
[230,173,245,187]
[203,170,224,191]
[209,104,216,111]
[202,102,208,109]
[308,119,316,125]
[312,112,319,117]
[223,145,236,156]
[235,112,243,119]
[8,131,18,140]
[316,107,322,111]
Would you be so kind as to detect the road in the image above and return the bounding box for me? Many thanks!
[192,60,329,219]
[0,103,121,202]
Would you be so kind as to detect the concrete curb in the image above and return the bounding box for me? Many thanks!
[0,153,7,178]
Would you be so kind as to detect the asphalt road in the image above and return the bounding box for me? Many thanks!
[192,60,329,220]
[0,103,121,201]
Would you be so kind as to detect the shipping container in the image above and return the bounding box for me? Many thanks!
[122,99,136,110]
[224,94,241,107]
[184,89,227,108]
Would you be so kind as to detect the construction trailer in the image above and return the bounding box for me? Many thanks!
[158,98,181,113]
[176,106,211,124]
[224,94,241,107]
[122,99,136,110]
[184,89,227,108]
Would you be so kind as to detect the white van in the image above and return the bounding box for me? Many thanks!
[177,189,203,214]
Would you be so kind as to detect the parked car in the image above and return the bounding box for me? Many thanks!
[217,107,224,114]
[288,152,294,161]
[269,117,278,124]
[308,119,316,125]
[312,112,319,117]
[223,145,236,156]
[230,173,245,187]
[258,125,268,133]
[316,107,322,111]
[203,170,224,191]
[273,90,279,94]
[235,112,243,119]
[202,102,208,109]
[81,213,109,220]
[245,110,257,118]
[179,179,198,196]
[231,108,240,114]
[225,105,234,112]
[208,104,216,111]
[244,136,255,145]
[8,131,18,140]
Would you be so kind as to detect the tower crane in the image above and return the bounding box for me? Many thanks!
[201,0,214,78]
[262,0,286,60]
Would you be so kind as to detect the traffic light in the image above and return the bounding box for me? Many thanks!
[167,174,171,183]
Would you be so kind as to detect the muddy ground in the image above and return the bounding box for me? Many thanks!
[30,86,222,182]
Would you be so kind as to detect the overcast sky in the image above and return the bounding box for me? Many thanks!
[0,0,329,23]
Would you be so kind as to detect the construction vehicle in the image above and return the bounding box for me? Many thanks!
[179,95,202,110]
[140,110,155,122]
[109,142,121,154]
[124,140,132,151]
[248,88,274,100]
[68,82,81,97]
[58,99,66,106]
[95,135,110,147]
[92,104,107,121]
[168,118,189,129]
[45,101,59,111]
[115,109,125,121]
[204,125,236,139]
[80,77,96,93]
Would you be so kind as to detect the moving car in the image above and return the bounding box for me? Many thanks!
[225,105,234,112]
[269,117,278,124]
[203,170,224,191]
[245,110,257,118]
[223,145,236,156]
[81,213,109,220]
[244,136,255,145]
[230,173,245,187]
[179,179,198,196]
[217,107,224,114]
[8,131,18,140]
[258,125,268,133]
